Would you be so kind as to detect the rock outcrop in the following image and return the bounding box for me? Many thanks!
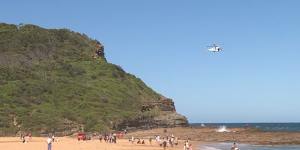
[117,97,188,130]
[153,112,188,127]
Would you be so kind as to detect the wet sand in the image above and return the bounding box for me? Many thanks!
[126,127,300,145]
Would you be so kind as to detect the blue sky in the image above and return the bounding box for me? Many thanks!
[1,0,300,123]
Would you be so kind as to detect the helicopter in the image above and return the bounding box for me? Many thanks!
[207,44,222,52]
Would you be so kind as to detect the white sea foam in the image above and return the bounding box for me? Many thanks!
[200,146,222,150]
[216,125,230,132]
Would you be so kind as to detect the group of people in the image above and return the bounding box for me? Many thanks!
[129,136,148,144]
[129,134,181,150]
[156,134,180,149]
[99,133,117,143]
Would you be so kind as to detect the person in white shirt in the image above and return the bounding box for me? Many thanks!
[47,136,52,150]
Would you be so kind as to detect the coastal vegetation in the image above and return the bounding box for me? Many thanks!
[0,23,166,135]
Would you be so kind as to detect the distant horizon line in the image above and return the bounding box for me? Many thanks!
[190,122,300,124]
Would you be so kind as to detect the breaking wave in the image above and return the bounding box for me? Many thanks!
[216,125,229,132]
[200,146,222,150]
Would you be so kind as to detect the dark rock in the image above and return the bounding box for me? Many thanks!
[118,96,188,130]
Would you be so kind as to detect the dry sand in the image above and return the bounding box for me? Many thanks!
[0,137,198,150]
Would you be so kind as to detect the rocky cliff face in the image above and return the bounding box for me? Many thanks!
[117,97,188,130]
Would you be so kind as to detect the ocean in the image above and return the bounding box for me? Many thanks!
[191,123,300,132]
[200,143,300,150]
[192,123,300,150]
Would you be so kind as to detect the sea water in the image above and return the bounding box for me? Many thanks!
[193,123,300,150]
[191,123,300,132]
[200,143,300,150]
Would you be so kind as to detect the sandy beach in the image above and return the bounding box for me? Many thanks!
[0,136,199,150]
[1,126,300,150]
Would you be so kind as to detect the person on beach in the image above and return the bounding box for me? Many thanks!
[112,133,117,143]
[105,134,109,142]
[24,135,29,143]
[162,138,167,150]
[51,135,55,142]
[137,138,141,144]
[174,137,178,146]
[231,142,239,150]
[141,139,145,144]
[28,133,32,140]
[130,136,134,144]
[99,134,103,142]
[169,138,173,147]
[156,135,161,144]
[21,135,25,143]
[184,140,190,150]
[47,136,53,150]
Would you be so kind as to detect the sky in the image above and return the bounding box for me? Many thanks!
[1,0,300,123]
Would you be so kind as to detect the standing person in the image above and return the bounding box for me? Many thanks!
[184,140,190,150]
[174,137,178,146]
[21,135,25,143]
[109,133,112,143]
[162,138,167,150]
[113,133,117,143]
[156,135,160,143]
[99,134,103,142]
[104,134,108,142]
[169,138,173,147]
[51,134,55,142]
[47,136,52,150]
[131,136,134,144]
[28,133,32,141]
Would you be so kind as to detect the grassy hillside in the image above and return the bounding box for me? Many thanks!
[0,23,162,135]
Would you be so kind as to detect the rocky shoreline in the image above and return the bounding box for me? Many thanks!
[125,127,300,145]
